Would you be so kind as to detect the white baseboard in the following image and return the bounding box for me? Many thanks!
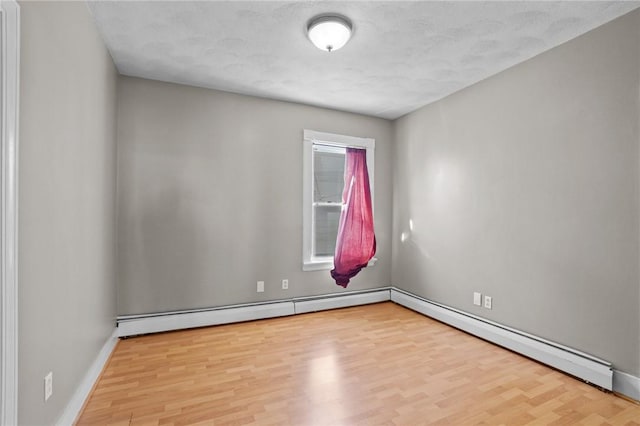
[117,288,392,337]
[294,289,390,314]
[390,288,614,391]
[613,369,640,401]
[56,329,118,426]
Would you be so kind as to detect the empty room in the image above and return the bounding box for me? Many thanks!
[2,0,640,424]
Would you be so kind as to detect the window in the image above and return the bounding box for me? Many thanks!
[303,130,375,271]
[313,144,345,257]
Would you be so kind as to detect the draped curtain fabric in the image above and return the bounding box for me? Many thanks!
[331,148,376,287]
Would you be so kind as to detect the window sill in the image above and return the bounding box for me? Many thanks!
[303,257,377,272]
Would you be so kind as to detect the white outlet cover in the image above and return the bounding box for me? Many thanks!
[282,279,288,290]
[484,296,492,310]
[473,292,482,306]
[257,281,264,293]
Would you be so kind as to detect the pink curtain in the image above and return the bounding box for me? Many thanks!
[331,148,376,287]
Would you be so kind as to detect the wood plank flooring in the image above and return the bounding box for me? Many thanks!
[77,302,640,425]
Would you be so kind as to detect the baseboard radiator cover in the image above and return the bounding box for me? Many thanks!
[117,301,295,337]
[117,288,391,337]
[294,289,391,314]
[390,288,613,391]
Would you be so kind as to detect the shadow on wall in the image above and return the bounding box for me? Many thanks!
[139,184,208,312]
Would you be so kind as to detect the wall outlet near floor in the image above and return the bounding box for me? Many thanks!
[282,279,289,290]
[484,295,492,310]
[44,371,53,401]
[257,281,264,293]
[473,292,482,306]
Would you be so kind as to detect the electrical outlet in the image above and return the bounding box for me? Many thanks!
[484,295,492,310]
[257,281,264,293]
[473,292,482,306]
[44,372,53,401]
[282,279,289,290]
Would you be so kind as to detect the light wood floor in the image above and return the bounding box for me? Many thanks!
[77,302,640,425]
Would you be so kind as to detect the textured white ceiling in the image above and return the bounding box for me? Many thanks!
[87,1,640,119]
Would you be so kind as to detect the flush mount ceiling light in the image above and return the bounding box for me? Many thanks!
[307,14,352,52]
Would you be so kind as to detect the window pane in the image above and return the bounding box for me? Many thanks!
[314,204,342,257]
[314,149,345,203]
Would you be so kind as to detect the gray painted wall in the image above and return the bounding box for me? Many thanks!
[392,10,640,376]
[18,1,118,424]
[117,77,393,315]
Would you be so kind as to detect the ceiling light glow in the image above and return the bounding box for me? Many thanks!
[307,15,352,52]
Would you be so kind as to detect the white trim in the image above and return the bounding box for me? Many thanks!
[302,133,313,268]
[613,370,640,401]
[118,302,295,337]
[303,257,334,272]
[0,1,20,425]
[390,288,613,390]
[117,288,391,337]
[303,256,378,272]
[56,330,119,426]
[304,129,375,150]
[294,289,389,314]
[302,129,375,271]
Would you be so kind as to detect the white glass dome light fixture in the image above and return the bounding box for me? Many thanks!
[307,14,353,52]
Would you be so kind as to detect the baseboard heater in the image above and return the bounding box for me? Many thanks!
[117,288,391,338]
[390,288,613,390]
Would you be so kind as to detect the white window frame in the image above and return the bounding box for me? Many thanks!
[303,129,375,271]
